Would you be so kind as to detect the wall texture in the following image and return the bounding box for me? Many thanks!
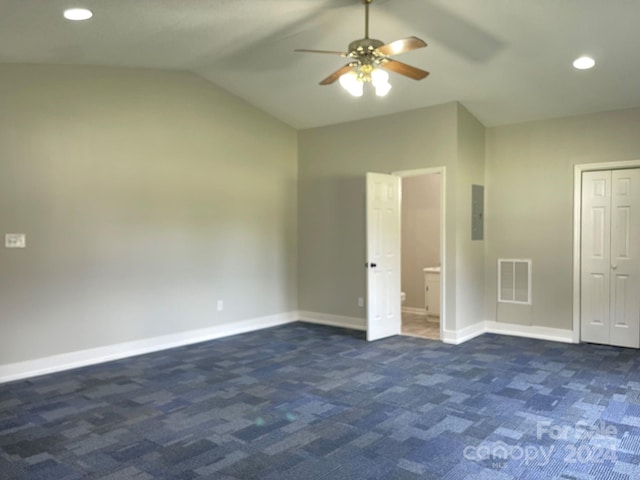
[485,106,640,329]
[0,64,298,365]
[401,174,441,309]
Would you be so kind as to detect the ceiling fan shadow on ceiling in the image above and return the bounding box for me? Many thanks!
[378,0,503,63]
[295,0,429,97]
[206,0,353,72]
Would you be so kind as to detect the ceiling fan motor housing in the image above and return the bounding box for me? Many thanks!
[348,38,384,56]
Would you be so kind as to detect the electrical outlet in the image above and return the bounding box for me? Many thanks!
[217,300,224,311]
[358,297,364,307]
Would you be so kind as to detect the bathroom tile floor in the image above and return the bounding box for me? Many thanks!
[401,311,440,340]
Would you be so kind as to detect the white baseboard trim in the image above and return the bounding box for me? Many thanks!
[442,322,485,345]
[442,321,574,346]
[484,321,574,344]
[298,311,366,331]
[297,311,573,346]
[0,312,297,384]
[0,313,577,383]
[401,306,427,315]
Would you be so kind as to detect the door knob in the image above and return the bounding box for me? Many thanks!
[366,262,377,268]
[611,265,617,270]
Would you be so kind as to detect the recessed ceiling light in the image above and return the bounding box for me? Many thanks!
[63,8,93,21]
[573,56,595,70]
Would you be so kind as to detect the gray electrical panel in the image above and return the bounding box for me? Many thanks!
[472,184,484,241]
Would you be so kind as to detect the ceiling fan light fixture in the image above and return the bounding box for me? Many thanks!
[573,56,595,70]
[371,68,391,96]
[371,68,389,87]
[63,8,93,21]
[339,71,364,97]
[375,81,392,97]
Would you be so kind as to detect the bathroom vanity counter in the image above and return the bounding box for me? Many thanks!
[423,266,440,274]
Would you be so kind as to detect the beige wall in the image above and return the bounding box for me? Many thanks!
[455,104,486,329]
[298,103,459,326]
[401,174,440,309]
[298,102,487,331]
[485,107,640,329]
[0,64,298,365]
[6,61,637,367]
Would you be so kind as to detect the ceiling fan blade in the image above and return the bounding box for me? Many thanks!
[380,58,429,80]
[295,49,347,56]
[320,64,354,85]
[376,36,427,56]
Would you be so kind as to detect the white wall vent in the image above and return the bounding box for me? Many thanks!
[498,259,532,304]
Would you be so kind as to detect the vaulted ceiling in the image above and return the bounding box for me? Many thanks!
[2,0,639,129]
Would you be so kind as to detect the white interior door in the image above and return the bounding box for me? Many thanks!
[366,172,401,341]
[581,168,640,348]
[581,171,611,345]
[609,169,640,348]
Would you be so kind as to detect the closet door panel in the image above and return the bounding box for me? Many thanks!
[581,171,612,345]
[609,168,640,348]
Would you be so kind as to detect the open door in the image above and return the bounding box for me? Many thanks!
[366,172,401,341]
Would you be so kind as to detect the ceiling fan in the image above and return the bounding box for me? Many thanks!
[295,0,429,96]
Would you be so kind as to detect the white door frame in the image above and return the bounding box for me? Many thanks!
[392,166,447,340]
[572,159,640,343]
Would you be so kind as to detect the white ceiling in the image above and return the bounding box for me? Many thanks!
[2,0,640,129]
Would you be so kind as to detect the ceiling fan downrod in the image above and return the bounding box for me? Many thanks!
[349,0,382,54]
[363,0,372,39]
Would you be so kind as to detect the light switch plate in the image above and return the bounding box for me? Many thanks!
[5,233,26,248]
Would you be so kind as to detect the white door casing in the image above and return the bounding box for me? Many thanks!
[581,168,640,348]
[366,172,401,341]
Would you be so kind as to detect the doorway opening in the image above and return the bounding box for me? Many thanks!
[365,167,446,342]
[390,167,445,341]
[399,172,442,340]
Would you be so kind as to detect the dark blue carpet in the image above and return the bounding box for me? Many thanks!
[1,322,639,479]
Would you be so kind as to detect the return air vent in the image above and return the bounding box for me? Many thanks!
[498,259,531,304]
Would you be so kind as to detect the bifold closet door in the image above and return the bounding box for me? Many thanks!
[609,169,640,347]
[581,171,611,345]
[581,169,640,348]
